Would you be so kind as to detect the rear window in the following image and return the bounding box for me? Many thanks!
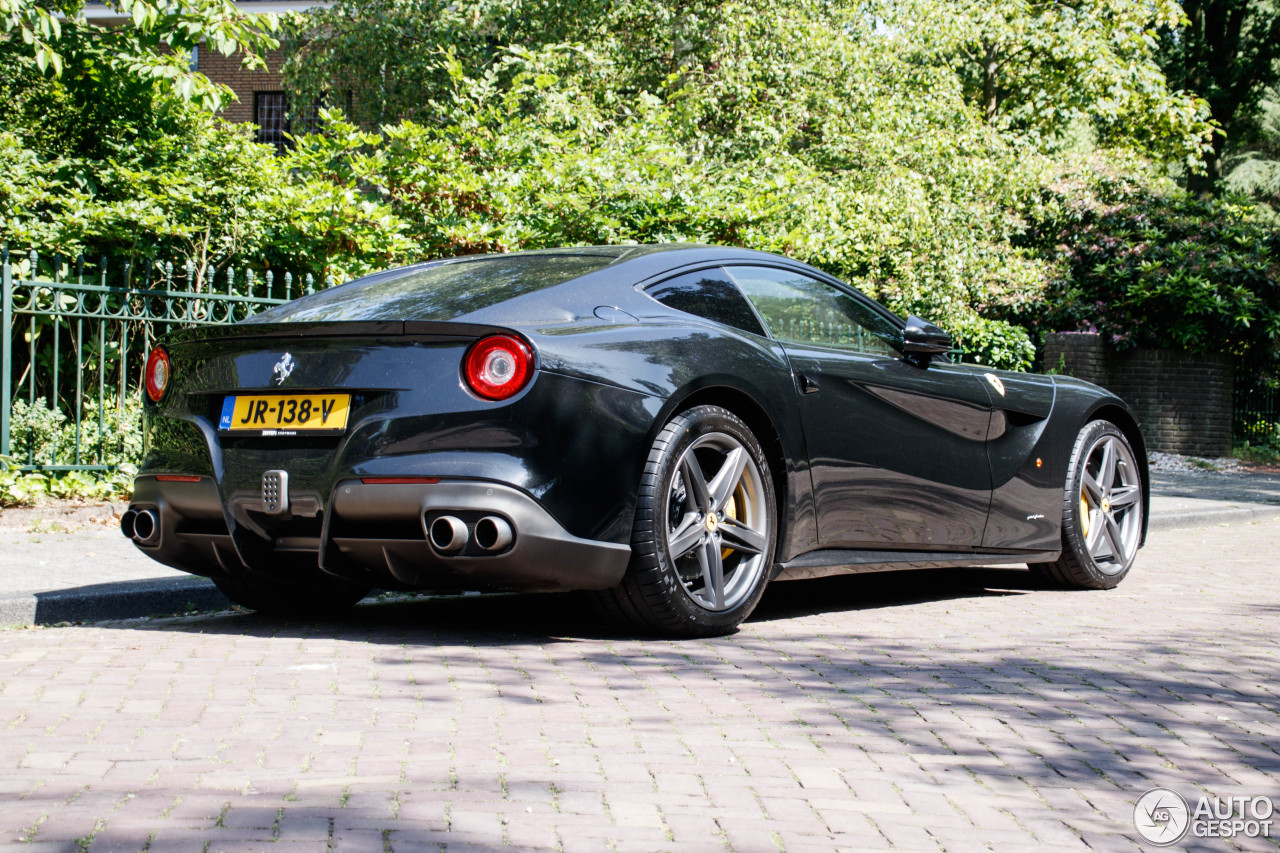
[245,253,619,323]
[646,268,767,337]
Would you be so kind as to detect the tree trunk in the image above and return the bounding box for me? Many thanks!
[1168,0,1280,195]
[1189,133,1225,196]
[982,42,999,122]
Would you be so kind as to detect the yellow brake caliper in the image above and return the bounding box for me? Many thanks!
[721,485,744,560]
[1080,491,1091,537]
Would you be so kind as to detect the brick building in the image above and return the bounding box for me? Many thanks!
[81,0,329,149]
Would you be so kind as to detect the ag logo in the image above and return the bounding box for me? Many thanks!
[1134,788,1190,845]
[273,353,296,385]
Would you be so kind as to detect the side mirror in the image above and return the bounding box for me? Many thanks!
[901,316,952,360]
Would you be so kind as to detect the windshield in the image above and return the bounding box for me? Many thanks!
[245,253,621,323]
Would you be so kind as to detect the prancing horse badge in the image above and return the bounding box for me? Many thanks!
[273,353,296,385]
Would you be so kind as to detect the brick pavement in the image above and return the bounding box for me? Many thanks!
[1,519,1278,852]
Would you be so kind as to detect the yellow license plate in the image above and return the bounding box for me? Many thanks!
[219,394,351,434]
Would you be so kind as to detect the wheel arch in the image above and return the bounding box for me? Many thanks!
[1086,403,1151,547]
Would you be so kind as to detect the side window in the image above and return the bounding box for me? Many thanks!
[646,269,768,337]
[725,266,901,356]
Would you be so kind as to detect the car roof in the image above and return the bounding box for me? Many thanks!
[244,244,829,327]
[356,243,807,278]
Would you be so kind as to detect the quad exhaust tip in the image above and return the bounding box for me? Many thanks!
[120,509,138,539]
[428,516,469,553]
[475,516,513,552]
[427,514,514,554]
[124,508,161,545]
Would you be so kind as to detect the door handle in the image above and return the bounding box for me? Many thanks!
[798,374,819,395]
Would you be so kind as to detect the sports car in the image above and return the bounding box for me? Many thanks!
[124,244,1149,636]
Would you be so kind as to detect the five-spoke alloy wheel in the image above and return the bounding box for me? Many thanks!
[665,429,771,612]
[599,405,776,637]
[1038,419,1145,589]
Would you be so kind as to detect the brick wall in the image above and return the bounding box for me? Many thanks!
[1043,332,1109,387]
[200,46,288,126]
[1043,332,1233,456]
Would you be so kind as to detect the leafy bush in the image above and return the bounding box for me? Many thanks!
[0,105,409,283]
[8,397,142,469]
[291,39,1048,368]
[1022,158,1280,373]
[0,465,136,507]
[1,398,142,505]
[1,0,1228,378]
[7,399,66,464]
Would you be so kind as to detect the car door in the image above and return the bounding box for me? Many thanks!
[725,265,996,550]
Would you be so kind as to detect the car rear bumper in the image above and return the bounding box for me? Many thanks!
[125,475,631,593]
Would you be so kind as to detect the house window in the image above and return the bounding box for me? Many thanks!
[254,92,341,153]
[254,92,289,152]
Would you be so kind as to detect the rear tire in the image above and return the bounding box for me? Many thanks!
[1035,420,1145,589]
[213,573,370,614]
[598,405,776,638]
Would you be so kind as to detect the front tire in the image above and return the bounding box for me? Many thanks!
[599,405,777,637]
[1037,419,1145,589]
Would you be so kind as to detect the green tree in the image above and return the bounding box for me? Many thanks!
[1158,0,1280,191]
[0,0,281,112]
[0,0,289,260]
[1225,84,1280,212]
[890,0,1212,163]
[1025,157,1280,373]
[0,0,400,278]
[282,0,605,126]
[277,0,1222,369]
[286,30,1049,367]
[2,0,1240,376]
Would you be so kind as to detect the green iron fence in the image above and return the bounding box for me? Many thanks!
[1,247,319,473]
[776,318,965,363]
[1234,377,1280,448]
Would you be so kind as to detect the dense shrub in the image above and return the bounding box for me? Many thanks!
[1022,159,1280,376]
[287,37,1047,369]
[0,0,1227,378]
[0,398,141,505]
[0,109,410,283]
[6,398,142,468]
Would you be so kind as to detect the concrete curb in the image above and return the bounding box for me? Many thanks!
[1147,504,1280,532]
[3,505,1277,628]
[0,577,230,627]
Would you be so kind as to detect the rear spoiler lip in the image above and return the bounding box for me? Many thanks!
[163,320,511,346]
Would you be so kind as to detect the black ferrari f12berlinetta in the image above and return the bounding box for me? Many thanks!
[124,245,1147,636]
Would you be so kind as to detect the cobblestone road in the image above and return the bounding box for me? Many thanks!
[2,519,1278,852]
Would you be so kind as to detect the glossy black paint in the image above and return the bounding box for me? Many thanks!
[133,244,1148,595]
[784,346,995,549]
[902,315,954,356]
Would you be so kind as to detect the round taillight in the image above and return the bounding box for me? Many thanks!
[464,335,534,401]
[145,347,170,402]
